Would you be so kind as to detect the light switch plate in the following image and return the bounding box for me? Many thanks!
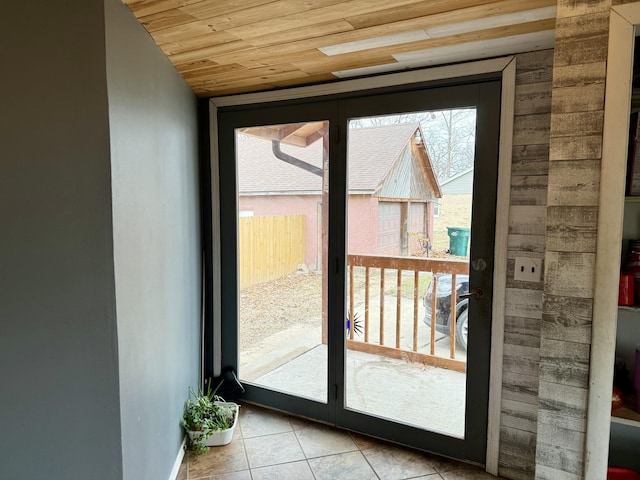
[514,257,542,282]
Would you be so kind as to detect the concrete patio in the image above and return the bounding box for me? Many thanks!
[240,298,468,439]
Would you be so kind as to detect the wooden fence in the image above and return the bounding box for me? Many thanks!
[239,215,305,289]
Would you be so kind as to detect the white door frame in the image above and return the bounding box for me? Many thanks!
[588,3,640,479]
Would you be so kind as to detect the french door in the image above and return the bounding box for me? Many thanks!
[215,76,500,464]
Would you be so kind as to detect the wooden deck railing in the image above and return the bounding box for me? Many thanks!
[346,254,469,373]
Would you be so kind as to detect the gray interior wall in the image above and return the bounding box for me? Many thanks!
[0,1,123,479]
[104,1,201,479]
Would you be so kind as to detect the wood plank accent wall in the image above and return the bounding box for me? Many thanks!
[498,49,552,480]
[535,2,611,479]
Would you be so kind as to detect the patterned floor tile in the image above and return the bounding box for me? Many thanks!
[244,431,305,468]
[308,451,378,480]
[181,404,511,480]
[238,404,292,438]
[440,465,502,479]
[349,431,390,451]
[251,460,315,480]
[362,444,438,479]
[205,471,252,480]
[187,440,248,479]
[295,422,358,458]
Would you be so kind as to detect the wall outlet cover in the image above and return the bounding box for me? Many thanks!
[514,257,542,282]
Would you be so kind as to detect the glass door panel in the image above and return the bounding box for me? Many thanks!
[344,110,476,438]
[235,121,329,403]
[216,78,500,463]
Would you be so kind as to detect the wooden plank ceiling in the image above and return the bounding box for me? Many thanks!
[123,0,557,98]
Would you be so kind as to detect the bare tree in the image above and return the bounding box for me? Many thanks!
[421,109,476,181]
[349,112,425,128]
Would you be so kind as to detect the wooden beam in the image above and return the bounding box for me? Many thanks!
[346,339,467,373]
[348,253,469,275]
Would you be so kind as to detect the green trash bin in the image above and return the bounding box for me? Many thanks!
[447,226,470,256]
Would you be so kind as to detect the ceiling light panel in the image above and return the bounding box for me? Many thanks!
[394,29,555,63]
[425,6,557,38]
[333,30,555,79]
[319,30,429,56]
[320,6,556,59]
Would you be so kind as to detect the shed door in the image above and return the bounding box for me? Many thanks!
[409,202,427,255]
[377,201,402,255]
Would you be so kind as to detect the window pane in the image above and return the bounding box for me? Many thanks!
[235,122,329,403]
[345,110,476,437]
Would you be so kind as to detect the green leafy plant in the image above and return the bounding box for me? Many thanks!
[181,381,237,454]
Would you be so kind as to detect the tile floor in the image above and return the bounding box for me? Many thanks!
[177,403,505,480]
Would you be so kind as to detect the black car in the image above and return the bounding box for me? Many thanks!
[422,274,470,350]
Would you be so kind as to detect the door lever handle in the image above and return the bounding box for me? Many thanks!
[459,288,484,300]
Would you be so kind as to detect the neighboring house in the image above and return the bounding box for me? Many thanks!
[432,168,473,252]
[440,167,473,195]
[237,123,442,266]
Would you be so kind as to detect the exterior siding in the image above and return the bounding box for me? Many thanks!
[239,194,382,265]
[348,195,380,256]
[440,170,473,195]
[376,139,438,201]
[431,194,472,252]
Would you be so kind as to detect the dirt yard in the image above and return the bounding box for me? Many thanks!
[239,272,322,347]
[238,250,469,349]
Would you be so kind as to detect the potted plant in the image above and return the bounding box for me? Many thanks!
[181,381,239,454]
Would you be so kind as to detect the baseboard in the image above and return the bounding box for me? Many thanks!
[168,436,187,480]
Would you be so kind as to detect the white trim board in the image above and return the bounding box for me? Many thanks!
[209,57,515,473]
[210,57,512,107]
[587,3,640,479]
[168,436,187,480]
[485,56,516,476]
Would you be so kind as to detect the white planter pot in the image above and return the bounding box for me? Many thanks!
[188,402,239,447]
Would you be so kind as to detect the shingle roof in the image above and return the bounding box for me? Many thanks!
[237,123,420,194]
[348,123,419,192]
